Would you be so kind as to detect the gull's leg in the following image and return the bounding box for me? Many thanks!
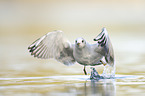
[83,66,87,75]
[100,60,107,66]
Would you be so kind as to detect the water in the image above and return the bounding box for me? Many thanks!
[1,1,145,96]
[0,75,145,96]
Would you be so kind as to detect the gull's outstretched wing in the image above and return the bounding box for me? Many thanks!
[94,28,114,66]
[28,30,76,66]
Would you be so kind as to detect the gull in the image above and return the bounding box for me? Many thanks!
[28,28,114,75]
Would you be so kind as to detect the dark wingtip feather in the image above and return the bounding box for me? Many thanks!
[93,31,105,41]
[28,37,41,56]
[94,28,107,47]
[29,45,35,52]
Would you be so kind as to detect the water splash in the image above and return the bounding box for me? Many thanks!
[102,64,116,78]
[90,67,104,80]
[90,64,116,80]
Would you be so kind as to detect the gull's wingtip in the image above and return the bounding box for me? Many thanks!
[102,27,106,31]
[102,27,108,35]
[102,27,107,32]
[93,27,108,41]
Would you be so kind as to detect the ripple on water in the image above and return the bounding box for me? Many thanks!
[0,74,145,88]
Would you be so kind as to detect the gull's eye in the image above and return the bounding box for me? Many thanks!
[82,40,84,43]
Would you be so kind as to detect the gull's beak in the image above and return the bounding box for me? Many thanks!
[77,43,80,46]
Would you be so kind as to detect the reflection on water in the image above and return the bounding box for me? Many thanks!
[0,75,116,96]
[0,75,145,96]
[0,0,145,96]
[84,80,115,96]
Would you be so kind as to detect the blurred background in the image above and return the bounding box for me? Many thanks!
[0,0,145,77]
[0,0,145,96]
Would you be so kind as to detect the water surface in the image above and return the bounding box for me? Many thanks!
[0,0,145,96]
[0,75,145,96]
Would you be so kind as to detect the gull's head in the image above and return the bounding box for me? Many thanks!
[75,37,86,48]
